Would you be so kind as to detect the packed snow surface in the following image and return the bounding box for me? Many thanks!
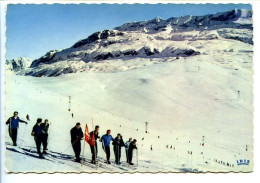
[5,55,253,172]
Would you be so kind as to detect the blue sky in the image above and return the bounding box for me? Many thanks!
[6,3,252,60]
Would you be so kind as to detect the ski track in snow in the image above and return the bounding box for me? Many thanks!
[5,142,173,173]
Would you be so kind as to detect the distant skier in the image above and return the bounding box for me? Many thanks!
[26,114,30,121]
[150,145,153,151]
[128,139,137,165]
[89,125,100,164]
[72,113,74,118]
[112,133,125,165]
[31,118,44,158]
[70,122,83,162]
[125,137,132,163]
[100,129,114,164]
[6,111,28,146]
[40,119,49,154]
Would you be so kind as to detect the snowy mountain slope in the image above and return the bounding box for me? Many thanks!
[5,55,253,172]
[217,28,253,44]
[13,9,253,77]
[5,57,32,72]
[22,30,252,77]
[115,9,252,32]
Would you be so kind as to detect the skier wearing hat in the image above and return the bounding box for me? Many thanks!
[100,129,114,164]
[112,133,125,165]
[70,122,83,162]
[31,118,44,158]
[6,111,28,146]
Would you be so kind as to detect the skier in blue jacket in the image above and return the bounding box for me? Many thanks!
[125,137,132,163]
[100,129,114,164]
[6,111,28,146]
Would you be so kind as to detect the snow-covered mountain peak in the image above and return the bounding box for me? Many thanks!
[6,57,32,72]
[233,9,253,24]
[211,9,252,21]
[148,16,164,23]
[10,9,253,77]
[115,9,252,32]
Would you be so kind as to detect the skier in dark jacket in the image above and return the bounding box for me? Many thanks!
[70,122,83,162]
[100,129,114,164]
[112,133,125,164]
[89,125,100,164]
[31,118,44,158]
[6,111,28,146]
[40,119,49,154]
[128,139,137,165]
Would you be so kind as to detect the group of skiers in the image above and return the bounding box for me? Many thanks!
[6,111,138,165]
[6,112,49,158]
[31,118,50,158]
[70,122,138,165]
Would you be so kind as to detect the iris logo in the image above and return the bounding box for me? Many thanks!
[237,159,250,166]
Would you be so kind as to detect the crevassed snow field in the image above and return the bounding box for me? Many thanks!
[5,53,253,173]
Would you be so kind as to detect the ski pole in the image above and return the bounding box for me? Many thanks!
[118,144,119,164]
[81,124,87,167]
[48,122,51,151]
[94,144,97,169]
[9,118,13,143]
[20,123,28,146]
[136,148,138,166]
[81,139,86,166]
[126,149,130,167]
[61,138,78,154]
[102,140,108,164]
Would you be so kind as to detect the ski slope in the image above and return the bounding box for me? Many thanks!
[5,53,253,172]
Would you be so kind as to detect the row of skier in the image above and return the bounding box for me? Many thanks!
[6,111,138,166]
[70,122,137,165]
